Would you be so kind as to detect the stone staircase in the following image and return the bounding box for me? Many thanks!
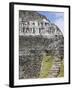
[48,57,61,78]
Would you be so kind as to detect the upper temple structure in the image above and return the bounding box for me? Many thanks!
[19,11,63,36]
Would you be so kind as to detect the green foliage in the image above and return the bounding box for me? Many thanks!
[39,55,64,78]
[39,56,53,78]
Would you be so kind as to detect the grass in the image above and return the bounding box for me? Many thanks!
[39,55,53,78]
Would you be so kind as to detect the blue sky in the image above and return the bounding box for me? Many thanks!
[38,11,64,34]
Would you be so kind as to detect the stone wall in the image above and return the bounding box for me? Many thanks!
[19,35,64,79]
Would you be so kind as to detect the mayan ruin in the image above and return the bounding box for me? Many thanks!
[19,10,64,79]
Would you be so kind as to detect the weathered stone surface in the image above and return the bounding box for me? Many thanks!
[19,11,64,79]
